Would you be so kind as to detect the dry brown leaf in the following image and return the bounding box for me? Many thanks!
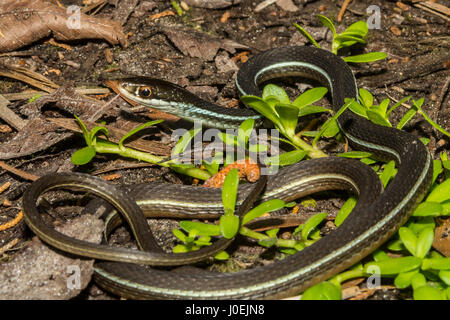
[434,218,450,257]
[0,0,127,53]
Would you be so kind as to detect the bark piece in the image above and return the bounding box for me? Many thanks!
[162,27,248,61]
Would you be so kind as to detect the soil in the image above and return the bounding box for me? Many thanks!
[0,0,448,300]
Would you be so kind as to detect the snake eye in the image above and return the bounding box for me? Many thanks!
[137,86,152,98]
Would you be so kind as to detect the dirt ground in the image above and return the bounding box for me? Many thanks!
[0,0,448,300]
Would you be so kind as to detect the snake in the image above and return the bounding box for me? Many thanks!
[22,46,433,299]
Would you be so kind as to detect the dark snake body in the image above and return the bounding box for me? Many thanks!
[22,47,432,299]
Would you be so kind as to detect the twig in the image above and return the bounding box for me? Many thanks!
[91,162,156,176]
[255,0,277,12]
[0,94,28,130]
[2,87,111,101]
[87,93,119,121]
[0,66,58,93]
[338,0,353,22]
[0,160,40,181]
[0,238,19,255]
[436,76,450,112]
[414,1,450,22]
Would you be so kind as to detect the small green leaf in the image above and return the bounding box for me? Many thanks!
[222,169,239,215]
[345,20,368,36]
[415,227,434,259]
[360,157,377,165]
[242,199,287,225]
[172,127,202,156]
[302,212,327,241]
[179,221,221,236]
[118,120,163,149]
[265,150,307,167]
[220,214,240,239]
[321,118,340,138]
[397,108,417,130]
[386,95,412,116]
[89,126,109,144]
[377,98,390,116]
[301,282,341,300]
[292,87,328,109]
[241,95,281,127]
[411,272,427,290]
[343,52,387,63]
[438,270,450,286]
[313,98,352,146]
[335,196,357,227]
[334,34,366,44]
[71,146,96,165]
[317,15,337,36]
[399,227,418,256]
[171,0,183,16]
[366,110,392,127]
[443,200,450,215]
[432,160,443,185]
[420,137,430,145]
[413,285,445,300]
[426,179,450,203]
[412,202,443,217]
[214,251,229,260]
[348,99,368,118]
[28,94,42,103]
[337,151,372,159]
[265,228,279,238]
[387,238,405,251]
[173,244,190,253]
[380,160,396,188]
[74,115,91,145]
[297,105,330,118]
[275,104,299,136]
[363,256,422,275]
[202,155,221,175]
[360,91,375,109]
[195,236,212,247]
[422,257,450,270]
[293,23,321,48]
[394,270,419,289]
[407,216,436,234]
[300,198,316,208]
[413,98,450,138]
[172,228,187,242]
[372,249,390,262]
[237,118,255,147]
[262,84,290,104]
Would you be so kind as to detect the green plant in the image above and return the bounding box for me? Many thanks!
[171,0,183,16]
[241,84,354,159]
[301,155,450,300]
[349,88,450,137]
[171,169,340,258]
[294,15,387,63]
[70,116,211,180]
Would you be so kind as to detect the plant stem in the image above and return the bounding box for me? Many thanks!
[240,226,300,248]
[289,134,328,158]
[94,141,211,180]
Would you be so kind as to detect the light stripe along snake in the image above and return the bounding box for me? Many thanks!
[22,46,433,299]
